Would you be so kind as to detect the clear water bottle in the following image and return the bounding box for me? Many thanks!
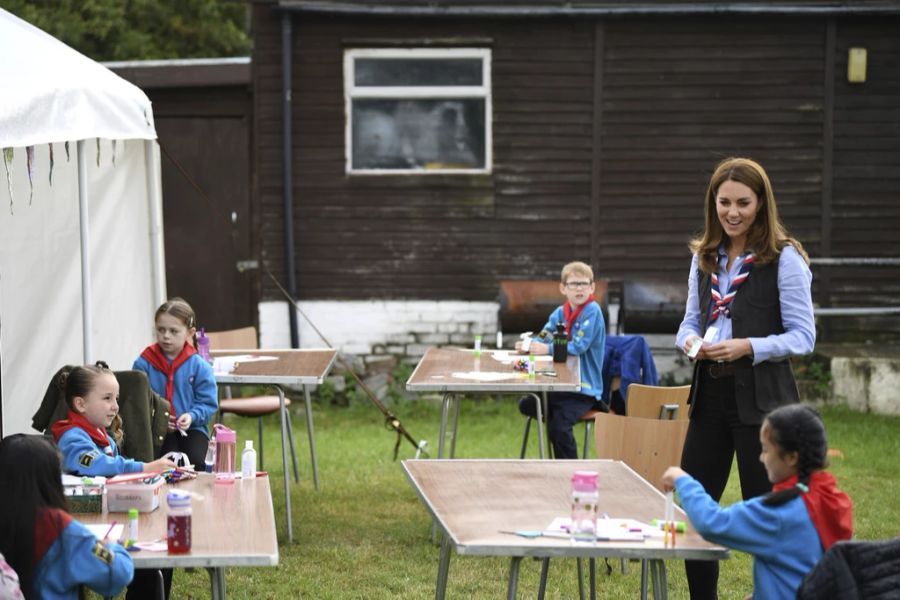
[553,322,568,363]
[197,327,211,363]
[241,440,257,479]
[213,423,236,484]
[204,434,216,473]
[166,491,192,554]
[571,471,599,543]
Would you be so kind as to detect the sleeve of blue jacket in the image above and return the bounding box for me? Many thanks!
[35,519,134,598]
[187,356,218,430]
[58,428,143,476]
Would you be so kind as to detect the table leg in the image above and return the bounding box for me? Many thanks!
[276,385,293,544]
[524,393,546,459]
[207,567,226,600]
[506,556,523,600]
[640,559,649,600]
[649,559,666,600]
[449,394,461,458]
[577,558,586,600]
[542,391,550,459]
[435,532,452,600]
[537,557,550,600]
[303,384,318,489]
[438,393,452,459]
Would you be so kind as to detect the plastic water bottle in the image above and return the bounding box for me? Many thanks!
[166,491,192,554]
[213,423,236,484]
[197,328,211,363]
[204,433,216,473]
[553,322,568,363]
[571,471,599,543]
[241,440,257,479]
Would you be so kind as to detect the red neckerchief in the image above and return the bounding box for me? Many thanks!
[33,507,72,565]
[50,410,110,448]
[140,342,197,416]
[773,471,853,550]
[563,295,595,340]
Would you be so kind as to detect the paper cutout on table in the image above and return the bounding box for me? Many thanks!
[86,524,125,542]
[134,541,169,552]
[449,371,520,382]
[545,517,649,541]
[490,351,553,365]
[213,354,278,374]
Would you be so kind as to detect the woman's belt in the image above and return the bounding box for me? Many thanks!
[699,358,751,379]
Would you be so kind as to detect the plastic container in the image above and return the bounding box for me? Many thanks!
[571,471,599,543]
[213,423,236,484]
[166,491,192,554]
[527,354,536,380]
[204,433,216,473]
[473,335,482,358]
[197,328,211,363]
[241,440,257,479]
[553,322,568,363]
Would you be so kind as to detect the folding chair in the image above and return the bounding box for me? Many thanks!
[625,384,690,420]
[207,327,299,481]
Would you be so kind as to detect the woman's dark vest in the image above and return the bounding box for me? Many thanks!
[690,255,800,425]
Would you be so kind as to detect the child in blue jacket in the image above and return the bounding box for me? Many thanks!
[0,434,133,600]
[517,261,606,458]
[662,403,853,600]
[51,362,176,476]
[133,298,218,468]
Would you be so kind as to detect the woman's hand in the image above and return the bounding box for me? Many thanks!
[701,338,753,362]
[144,457,177,473]
[661,466,688,492]
[515,341,548,355]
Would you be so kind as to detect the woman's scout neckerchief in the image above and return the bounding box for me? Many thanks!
[709,253,755,322]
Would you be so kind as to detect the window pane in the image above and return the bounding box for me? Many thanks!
[355,58,483,87]
[352,99,486,170]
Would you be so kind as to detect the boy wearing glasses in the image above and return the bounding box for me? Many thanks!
[515,261,607,458]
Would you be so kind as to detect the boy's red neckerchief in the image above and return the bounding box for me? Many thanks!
[50,410,110,448]
[140,342,197,416]
[563,295,595,340]
[773,471,853,550]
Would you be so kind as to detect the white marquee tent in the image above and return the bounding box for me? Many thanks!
[0,8,166,436]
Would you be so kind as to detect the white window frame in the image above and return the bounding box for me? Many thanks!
[344,47,492,175]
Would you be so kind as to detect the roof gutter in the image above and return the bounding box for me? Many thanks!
[276,2,900,17]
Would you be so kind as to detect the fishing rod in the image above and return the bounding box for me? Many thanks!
[264,267,429,460]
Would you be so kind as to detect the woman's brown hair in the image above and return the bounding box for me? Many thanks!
[689,157,809,275]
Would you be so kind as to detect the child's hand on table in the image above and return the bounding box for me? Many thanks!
[144,457,178,473]
[661,466,688,492]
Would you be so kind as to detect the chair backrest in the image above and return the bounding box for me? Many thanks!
[206,326,259,351]
[625,384,690,420]
[593,412,689,492]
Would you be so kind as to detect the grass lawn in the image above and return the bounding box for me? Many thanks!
[107,396,899,599]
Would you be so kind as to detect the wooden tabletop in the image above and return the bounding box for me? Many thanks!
[210,348,337,385]
[402,459,728,561]
[406,347,581,393]
[78,473,279,569]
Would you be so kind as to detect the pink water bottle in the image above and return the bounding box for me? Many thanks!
[571,471,599,543]
[213,423,236,484]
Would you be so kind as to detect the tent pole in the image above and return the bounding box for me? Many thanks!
[145,140,166,306]
[77,140,93,363]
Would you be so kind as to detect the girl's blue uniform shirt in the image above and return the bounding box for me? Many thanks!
[132,353,218,436]
[535,301,606,399]
[57,428,143,475]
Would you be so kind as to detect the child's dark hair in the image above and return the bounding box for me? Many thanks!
[762,403,828,507]
[0,434,69,599]
[57,361,123,445]
[155,297,198,348]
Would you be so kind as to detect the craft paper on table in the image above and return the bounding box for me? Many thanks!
[450,371,520,382]
[546,517,645,541]
[86,524,125,542]
[491,351,554,365]
[212,354,278,374]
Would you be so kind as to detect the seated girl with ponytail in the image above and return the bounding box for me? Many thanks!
[51,362,176,476]
[662,403,853,600]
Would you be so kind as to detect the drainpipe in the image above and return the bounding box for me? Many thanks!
[281,12,299,348]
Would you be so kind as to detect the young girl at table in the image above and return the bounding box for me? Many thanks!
[0,434,134,599]
[133,297,218,468]
[51,362,176,476]
[662,404,853,600]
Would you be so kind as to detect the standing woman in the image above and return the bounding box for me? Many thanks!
[675,157,816,599]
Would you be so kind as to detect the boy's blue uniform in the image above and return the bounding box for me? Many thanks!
[132,351,217,437]
[675,474,823,600]
[33,508,133,599]
[56,427,143,476]
[522,300,606,458]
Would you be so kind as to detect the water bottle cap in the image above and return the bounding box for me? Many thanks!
[166,490,191,509]
[128,508,139,519]
[198,327,208,341]
[245,440,254,450]
[571,470,599,491]
[213,423,236,443]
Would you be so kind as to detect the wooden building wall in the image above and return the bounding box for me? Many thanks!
[252,4,900,336]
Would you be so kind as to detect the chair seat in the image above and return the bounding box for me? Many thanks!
[219,395,289,417]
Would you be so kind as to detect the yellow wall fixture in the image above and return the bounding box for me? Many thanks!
[848,47,867,83]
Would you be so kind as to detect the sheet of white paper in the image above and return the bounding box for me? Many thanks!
[450,371,520,382]
[546,517,651,541]
[212,354,278,374]
[85,524,125,542]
